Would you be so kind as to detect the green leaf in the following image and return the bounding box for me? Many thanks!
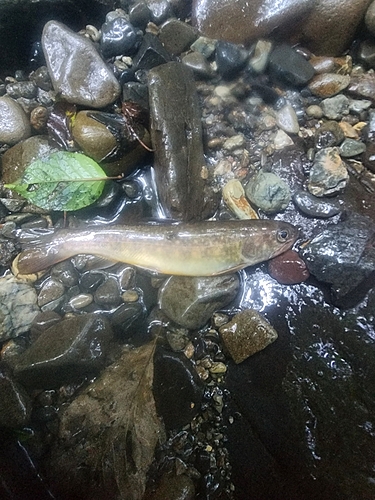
[5,151,107,211]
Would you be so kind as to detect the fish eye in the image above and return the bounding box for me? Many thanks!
[276,229,289,242]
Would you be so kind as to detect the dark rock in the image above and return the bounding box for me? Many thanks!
[0,96,31,145]
[0,364,31,428]
[122,81,149,109]
[129,1,152,29]
[133,33,173,71]
[153,347,204,430]
[30,66,52,91]
[0,236,18,266]
[182,51,213,78]
[80,271,106,292]
[37,278,65,308]
[6,81,37,99]
[159,18,198,56]
[348,73,375,101]
[315,121,345,149]
[159,274,240,329]
[268,44,315,87]
[215,40,248,79]
[358,39,375,69]
[301,213,375,301]
[219,309,278,363]
[30,311,62,342]
[42,20,121,108]
[14,314,114,388]
[293,190,341,218]
[268,249,310,285]
[150,473,195,500]
[271,146,309,194]
[100,16,143,58]
[94,276,121,307]
[111,302,144,331]
[51,260,79,287]
[148,62,209,220]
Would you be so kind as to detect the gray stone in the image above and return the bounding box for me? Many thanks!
[275,103,299,134]
[219,309,278,363]
[37,278,65,307]
[94,276,121,307]
[182,51,214,78]
[248,39,273,73]
[190,36,217,58]
[308,147,349,197]
[159,18,198,55]
[321,95,350,120]
[159,274,240,329]
[0,96,31,145]
[245,171,291,214]
[42,21,120,108]
[339,138,367,157]
[365,0,375,36]
[0,275,40,341]
[14,314,114,388]
[293,190,341,218]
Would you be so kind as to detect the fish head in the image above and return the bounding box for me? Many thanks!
[242,220,299,265]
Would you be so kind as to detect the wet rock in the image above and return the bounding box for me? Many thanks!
[315,121,345,149]
[245,171,291,214]
[268,249,310,285]
[0,237,18,267]
[271,146,308,194]
[348,73,375,100]
[339,138,367,157]
[222,179,258,219]
[37,278,65,308]
[274,129,294,150]
[79,271,105,292]
[348,98,372,114]
[0,275,39,342]
[159,18,198,56]
[146,0,171,23]
[100,16,143,58]
[268,44,314,87]
[219,309,278,363]
[150,472,195,500]
[159,274,240,329]
[0,365,31,428]
[293,190,341,218]
[275,103,299,134]
[320,95,350,120]
[42,21,121,108]
[215,40,248,79]
[301,213,375,300]
[0,96,31,145]
[358,40,375,69]
[191,35,217,58]
[129,1,152,29]
[111,302,144,330]
[133,33,172,70]
[182,51,213,78]
[153,347,204,430]
[306,104,324,119]
[68,293,93,310]
[222,134,245,151]
[30,66,52,92]
[6,81,37,99]
[30,311,62,341]
[94,276,121,307]
[192,0,313,47]
[307,147,349,197]
[308,73,350,98]
[14,314,114,388]
[148,62,209,220]
[51,260,79,287]
[248,39,273,74]
[30,106,48,132]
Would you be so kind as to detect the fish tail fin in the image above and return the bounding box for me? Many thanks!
[17,231,71,274]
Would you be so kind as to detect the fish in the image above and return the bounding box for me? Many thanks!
[16,219,299,276]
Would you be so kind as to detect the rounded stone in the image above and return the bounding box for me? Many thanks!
[308,73,350,98]
[268,249,310,285]
[293,190,341,218]
[365,0,375,36]
[215,40,248,79]
[268,43,315,86]
[275,103,299,134]
[100,17,143,58]
[0,96,31,145]
[339,138,367,157]
[245,171,291,214]
[320,95,350,120]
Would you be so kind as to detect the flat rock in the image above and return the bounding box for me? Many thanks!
[42,20,120,108]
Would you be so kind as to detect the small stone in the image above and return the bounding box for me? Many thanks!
[348,98,372,114]
[182,51,213,78]
[133,32,172,70]
[293,190,341,218]
[121,289,139,302]
[37,278,65,307]
[245,171,291,214]
[248,39,272,73]
[100,16,143,58]
[159,275,240,329]
[215,40,248,79]
[315,120,345,148]
[42,21,121,108]
[146,0,171,24]
[308,73,350,98]
[159,18,198,55]
[0,96,31,145]
[348,73,375,100]
[309,55,336,73]
[30,106,48,131]
[306,105,324,119]
[51,261,79,287]
[129,2,152,29]
[307,147,349,197]
[94,276,121,307]
[339,121,359,139]
[268,44,314,86]
[0,237,18,267]
[191,36,217,58]
[68,293,93,309]
[222,134,245,150]
[358,40,375,69]
[339,138,367,157]
[166,329,190,352]
[111,302,143,329]
[0,275,39,341]
[222,179,258,219]
[268,249,310,285]
[30,66,52,91]
[275,103,299,134]
[209,361,227,374]
[320,94,350,120]
[274,129,294,150]
[219,309,278,363]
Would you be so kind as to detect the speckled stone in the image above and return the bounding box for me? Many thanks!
[245,171,291,214]
[0,96,31,145]
[339,138,367,157]
[308,73,350,98]
[320,95,350,120]
[308,147,349,197]
[219,309,278,363]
